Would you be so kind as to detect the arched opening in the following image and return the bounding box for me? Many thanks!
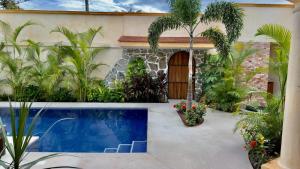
[168,51,195,99]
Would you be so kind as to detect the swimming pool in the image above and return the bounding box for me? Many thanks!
[0,107,148,153]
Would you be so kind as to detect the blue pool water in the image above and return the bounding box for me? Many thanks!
[0,107,148,153]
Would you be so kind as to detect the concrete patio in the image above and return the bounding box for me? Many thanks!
[0,101,252,169]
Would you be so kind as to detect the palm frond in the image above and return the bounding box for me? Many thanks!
[255,24,291,53]
[201,1,244,43]
[12,20,37,43]
[148,15,182,52]
[169,0,200,25]
[201,27,230,58]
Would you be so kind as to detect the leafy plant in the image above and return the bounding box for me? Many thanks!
[205,43,258,112]
[16,85,46,102]
[87,81,124,102]
[123,57,167,103]
[235,25,290,168]
[148,0,244,110]
[126,57,146,79]
[51,26,106,102]
[0,20,36,101]
[174,101,206,126]
[26,40,65,99]
[49,87,77,102]
[0,102,76,169]
[255,24,290,113]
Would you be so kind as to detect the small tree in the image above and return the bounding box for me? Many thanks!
[148,0,244,110]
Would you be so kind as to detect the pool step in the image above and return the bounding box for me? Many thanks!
[104,148,118,153]
[131,141,147,153]
[104,140,147,153]
[117,144,132,153]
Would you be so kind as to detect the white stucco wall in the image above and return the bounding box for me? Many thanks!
[0,4,294,81]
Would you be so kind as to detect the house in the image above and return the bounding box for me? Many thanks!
[0,3,294,100]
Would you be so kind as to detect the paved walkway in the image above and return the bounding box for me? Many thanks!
[0,101,252,169]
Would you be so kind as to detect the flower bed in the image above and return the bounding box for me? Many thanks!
[174,101,206,127]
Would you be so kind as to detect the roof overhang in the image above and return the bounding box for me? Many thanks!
[118,36,214,49]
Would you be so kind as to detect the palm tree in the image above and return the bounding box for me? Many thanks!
[148,0,244,110]
[0,20,36,100]
[51,26,106,102]
[255,24,291,113]
[25,40,65,98]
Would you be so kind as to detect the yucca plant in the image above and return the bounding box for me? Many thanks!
[148,0,244,110]
[51,27,106,102]
[0,102,77,169]
[0,20,36,100]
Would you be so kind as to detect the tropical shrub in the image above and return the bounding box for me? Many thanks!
[51,26,106,102]
[235,24,290,168]
[235,95,283,169]
[16,85,46,102]
[0,20,36,101]
[124,73,160,102]
[204,43,258,112]
[126,57,146,78]
[87,81,124,102]
[174,101,206,126]
[49,87,77,102]
[124,57,167,103]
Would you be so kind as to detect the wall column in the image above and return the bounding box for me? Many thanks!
[278,1,300,169]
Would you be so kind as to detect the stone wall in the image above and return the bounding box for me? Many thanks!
[242,42,270,104]
[105,48,206,100]
[105,43,270,101]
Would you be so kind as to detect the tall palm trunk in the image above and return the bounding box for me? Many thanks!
[187,27,194,110]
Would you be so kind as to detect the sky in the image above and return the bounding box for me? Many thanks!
[19,0,292,13]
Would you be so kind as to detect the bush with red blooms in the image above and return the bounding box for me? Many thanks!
[174,101,206,126]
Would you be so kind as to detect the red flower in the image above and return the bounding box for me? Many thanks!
[181,105,186,110]
[249,140,257,149]
[173,104,176,108]
[192,105,196,109]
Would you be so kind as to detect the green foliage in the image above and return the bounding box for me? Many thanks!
[126,57,146,78]
[169,0,200,26]
[202,43,257,112]
[87,81,124,102]
[199,54,224,103]
[206,74,247,112]
[0,20,37,100]
[174,101,206,126]
[16,85,46,102]
[51,26,106,102]
[148,15,182,52]
[0,102,69,169]
[201,1,244,44]
[124,72,166,103]
[235,95,283,168]
[255,24,290,113]
[123,57,167,103]
[49,87,77,102]
[235,25,291,167]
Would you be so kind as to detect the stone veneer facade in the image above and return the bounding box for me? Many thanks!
[105,42,270,101]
